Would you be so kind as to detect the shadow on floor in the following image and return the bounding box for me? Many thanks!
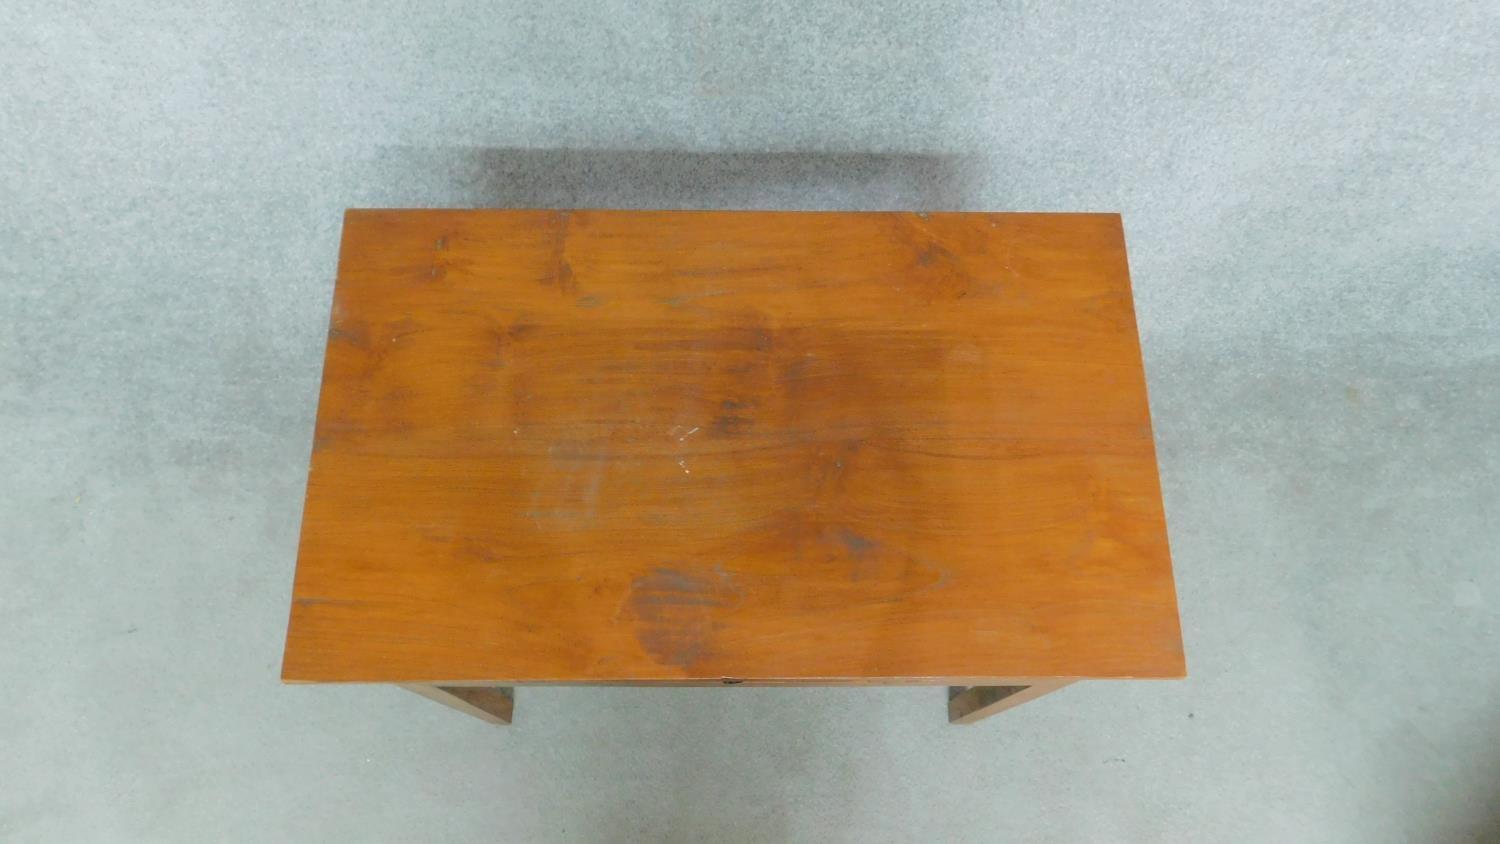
[367,146,988,211]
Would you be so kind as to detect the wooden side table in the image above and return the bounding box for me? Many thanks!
[281,209,1184,725]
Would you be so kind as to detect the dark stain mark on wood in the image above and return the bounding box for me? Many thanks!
[912,239,975,300]
[631,569,723,606]
[749,326,773,353]
[806,440,858,497]
[294,597,362,608]
[660,289,730,307]
[545,212,578,295]
[627,566,739,667]
[898,215,978,301]
[428,235,450,282]
[556,260,577,295]
[772,519,951,592]
[640,326,773,353]
[1078,287,1132,330]
[457,538,502,564]
[915,241,959,268]
[833,527,884,581]
[676,262,781,278]
[780,355,817,382]
[381,387,412,411]
[1061,527,1100,569]
[835,528,878,557]
[913,557,953,594]
[386,316,427,343]
[710,414,753,436]
[310,418,364,452]
[328,321,370,349]
[486,321,539,369]
[486,328,510,369]
[576,295,604,309]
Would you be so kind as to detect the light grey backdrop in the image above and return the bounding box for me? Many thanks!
[2,1,1496,841]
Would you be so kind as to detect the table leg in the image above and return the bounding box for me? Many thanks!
[948,680,1074,724]
[401,684,514,725]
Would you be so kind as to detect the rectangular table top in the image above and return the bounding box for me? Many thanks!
[282,209,1183,684]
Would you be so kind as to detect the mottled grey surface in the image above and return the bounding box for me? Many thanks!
[2,1,1497,841]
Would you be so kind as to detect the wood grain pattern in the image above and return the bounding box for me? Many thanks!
[282,209,1183,685]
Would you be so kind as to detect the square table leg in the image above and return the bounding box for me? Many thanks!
[948,680,1075,724]
[401,684,514,725]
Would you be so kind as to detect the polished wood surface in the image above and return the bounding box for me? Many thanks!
[282,209,1183,684]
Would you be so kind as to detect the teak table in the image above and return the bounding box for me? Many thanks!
[282,209,1184,725]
